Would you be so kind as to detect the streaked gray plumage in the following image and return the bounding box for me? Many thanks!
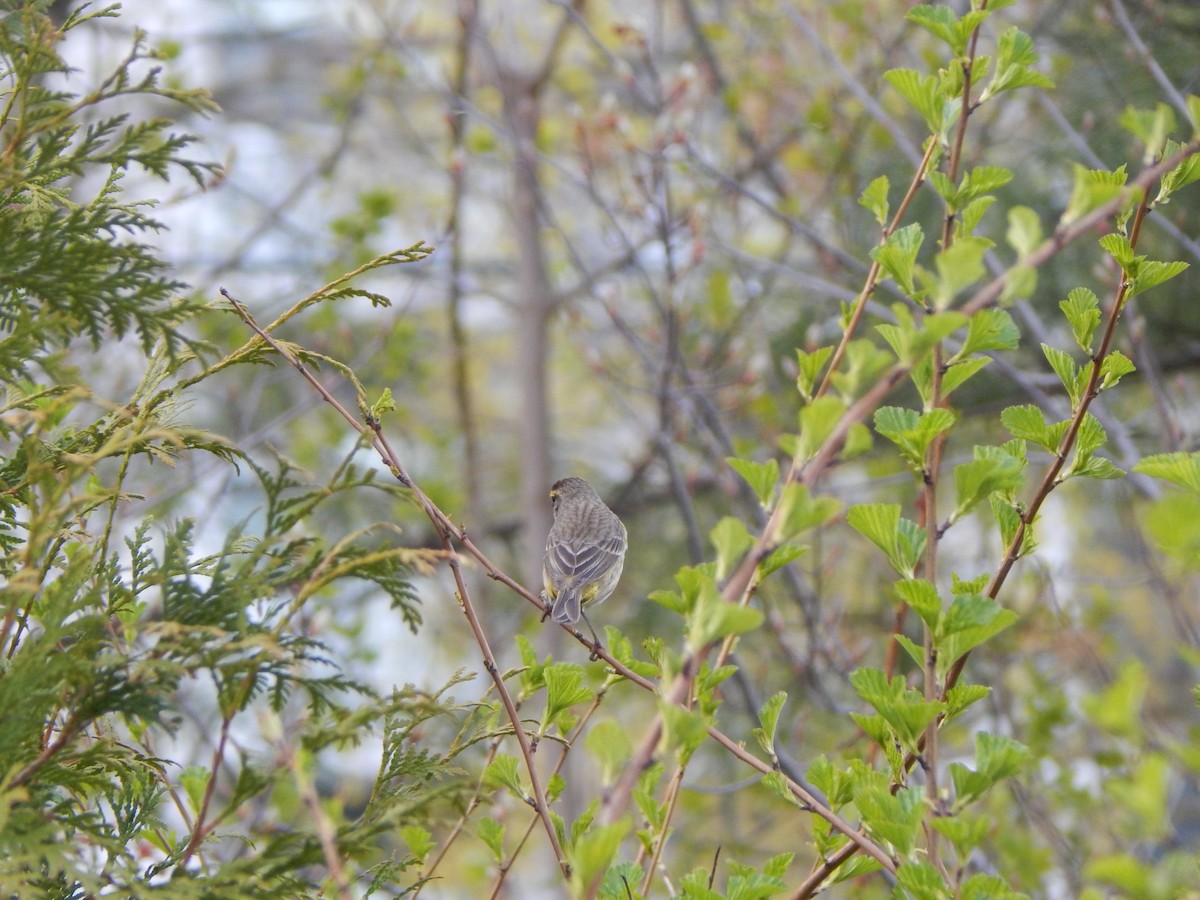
[541,476,627,629]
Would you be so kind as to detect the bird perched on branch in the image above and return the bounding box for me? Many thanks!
[541,476,627,656]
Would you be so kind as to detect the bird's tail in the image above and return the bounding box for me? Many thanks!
[551,588,582,625]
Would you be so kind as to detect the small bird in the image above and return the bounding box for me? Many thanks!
[542,476,628,654]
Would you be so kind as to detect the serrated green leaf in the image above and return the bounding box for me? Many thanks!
[949,731,1031,807]
[1128,258,1189,298]
[483,755,525,798]
[758,543,807,578]
[1042,343,1081,404]
[401,825,434,862]
[933,238,987,308]
[847,503,926,578]
[477,817,505,861]
[1063,164,1129,226]
[1006,205,1043,259]
[870,222,924,297]
[895,578,942,628]
[687,578,764,651]
[1157,137,1200,204]
[1120,103,1175,165]
[957,195,997,238]
[727,456,779,507]
[859,175,890,226]
[772,482,842,545]
[585,720,632,785]
[1000,404,1054,450]
[1133,451,1200,491]
[1099,350,1135,390]
[945,683,991,719]
[937,595,1018,676]
[857,785,925,856]
[981,27,1054,101]
[884,69,945,134]
[906,4,987,55]
[754,691,788,757]
[941,356,991,397]
[951,455,1025,522]
[989,495,1036,558]
[952,307,1020,362]
[874,406,957,468]
[659,701,710,760]
[830,339,895,401]
[711,516,754,581]
[1060,287,1101,352]
[567,819,630,898]
[797,395,846,463]
[895,860,948,900]
[544,664,594,725]
[796,346,834,401]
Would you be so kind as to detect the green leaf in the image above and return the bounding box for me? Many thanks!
[959,874,1028,900]
[870,222,924,297]
[400,825,434,862]
[180,766,210,813]
[753,691,788,757]
[567,819,630,898]
[932,238,987,309]
[990,494,1037,558]
[951,454,1025,522]
[847,503,926,578]
[1157,138,1200,204]
[1041,343,1085,406]
[686,573,764,651]
[981,27,1054,101]
[957,194,997,238]
[797,395,846,463]
[850,668,944,750]
[543,664,594,727]
[1128,258,1189,298]
[859,175,890,226]
[728,456,779,507]
[830,339,895,401]
[940,356,991,397]
[1062,164,1129,227]
[1000,404,1055,452]
[483,755,526,798]
[951,307,1020,361]
[932,815,989,859]
[1099,350,1135,390]
[659,701,710,761]
[758,543,807,578]
[1006,205,1043,259]
[856,784,925,856]
[876,305,967,364]
[477,817,505,861]
[884,69,945,134]
[1119,102,1175,165]
[874,406,957,469]
[944,683,991,720]
[711,516,754,581]
[949,731,1031,807]
[772,483,842,544]
[586,720,632,785]
[906,4,988,55]
[1060,287,1101,352]
[796,345,834,401]
[894,860,950,900]
[937,594,1018,677]
[895,577,942,629]
[1134,451,1200,491]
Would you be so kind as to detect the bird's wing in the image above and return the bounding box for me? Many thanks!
[545,529,626,589]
